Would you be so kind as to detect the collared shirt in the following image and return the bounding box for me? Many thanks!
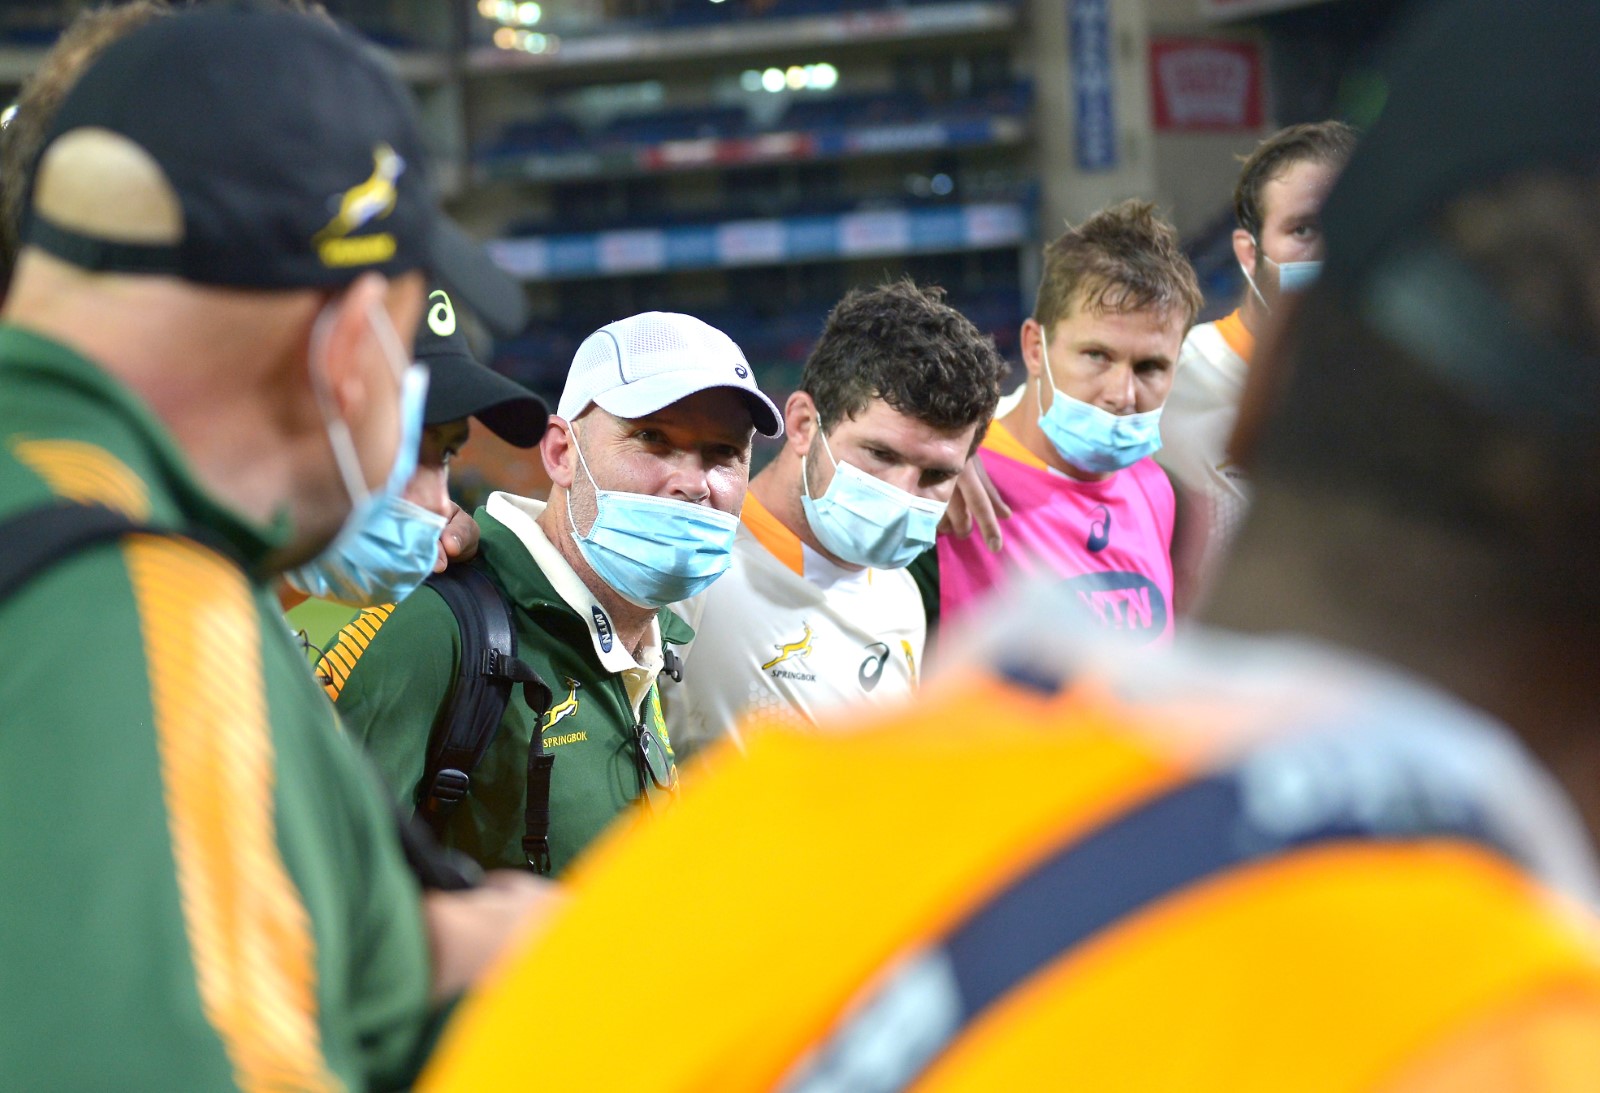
[0,324,435,1090]
[487,491,661,716]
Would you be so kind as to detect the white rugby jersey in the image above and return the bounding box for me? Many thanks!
[1157,309,1254,613]
[662,492,925,763]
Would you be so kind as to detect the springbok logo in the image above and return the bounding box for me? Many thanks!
[313,144,404,268]
[762,624,814,671]
[544,678,582,730]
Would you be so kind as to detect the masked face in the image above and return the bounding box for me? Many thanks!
[289,298,435,602]
[800,425,950,570]
[566,426,741,609]
[1036,338,1164,475]
[1242,157,1341,312]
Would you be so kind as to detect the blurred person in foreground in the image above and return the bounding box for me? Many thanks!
[419,0,1600,1088]
[0,2,525,603]
[912,200,1202,649]
[285,284,547,617]
[0,9,553,1089]
[1158,120,1356,614]
[661,281,1006,761]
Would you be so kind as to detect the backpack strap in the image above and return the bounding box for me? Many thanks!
[0,502,172,601]
[416,562,557,874]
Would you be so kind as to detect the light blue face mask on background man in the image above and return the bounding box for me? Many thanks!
[286,302,445,607]
[800,428,946,570]
[1241,245,1325,312]
[567,432,740,610]
[1036,339,1164,475]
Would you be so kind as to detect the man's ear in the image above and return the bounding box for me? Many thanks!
[541,415,577,489]
[1020,318,1047,381]
[1232,228,1258,274]
[785,391,819,457]
[312,272,390,419]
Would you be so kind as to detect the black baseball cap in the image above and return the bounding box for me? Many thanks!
[417,287,548,448]
[21,5,527,338]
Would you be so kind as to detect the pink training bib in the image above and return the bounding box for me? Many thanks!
[937,423,1176,646]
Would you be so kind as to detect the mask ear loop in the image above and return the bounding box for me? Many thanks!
[1241,235,1272,315]
[564,423,606,541]
[800,417,838,502]
[308,299,373,513]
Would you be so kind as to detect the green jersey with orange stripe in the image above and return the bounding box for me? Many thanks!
[0,326,437,1091]
[321,490,687,876]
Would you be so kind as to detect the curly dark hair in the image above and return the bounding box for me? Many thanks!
[1233,121,1357,240]
[1032,199,1202,333]
[801,280,1008,454]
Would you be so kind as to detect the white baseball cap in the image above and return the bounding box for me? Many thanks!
[557,312,784,438]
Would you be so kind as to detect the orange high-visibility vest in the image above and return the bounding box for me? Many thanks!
[424,666,1600,1092]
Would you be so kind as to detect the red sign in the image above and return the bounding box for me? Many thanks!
[1149,37,1264,132]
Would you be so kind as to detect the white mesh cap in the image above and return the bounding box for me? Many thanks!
[557,312,783,437]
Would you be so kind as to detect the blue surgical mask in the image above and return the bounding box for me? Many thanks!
[1037,340,1163,474]
[1242,242,1324,312]
[800,429,946,569]
[290,301,437,604]
[1274,258,1323,294]
[284,493,447,606]
[567,432,740,609]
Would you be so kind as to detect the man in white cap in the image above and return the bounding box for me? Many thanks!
[333,311,782,876]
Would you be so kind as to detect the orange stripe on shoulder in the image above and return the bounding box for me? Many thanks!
[123,535,336,1093]
[11,437,151,518]
[1213,308,1255,363]
[740,492,804,577]
[317,605,396,701]
[979,420,1049,473]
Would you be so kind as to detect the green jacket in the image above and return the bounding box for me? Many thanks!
[0,326,436,1090]
[324,497,690,876]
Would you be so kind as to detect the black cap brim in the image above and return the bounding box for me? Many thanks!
[430,217,528,340]
[422,350,548,447]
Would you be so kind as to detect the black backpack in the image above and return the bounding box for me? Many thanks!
[414,564,556,874]
[0,501,481,889]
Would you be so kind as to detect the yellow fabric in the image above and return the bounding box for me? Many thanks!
[424,674,1186,1091]
[11,437,151,518]
[916,842,1600,1092]
[1376,987,1600,1092]
[318,603,394,700]
[126,536,335,1093]
[423,672,1600,1092]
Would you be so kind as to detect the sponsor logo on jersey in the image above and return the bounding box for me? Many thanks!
[1086,504,1112,553]
[592,606,614,653]
[544,678,582,734]
[762,623,814,671]
[858,642,891,692]
[1062,571,1168,645]
[313,143,403,267]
